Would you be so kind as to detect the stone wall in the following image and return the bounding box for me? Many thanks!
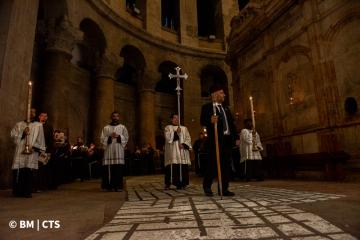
[0,0,239,187]
[69,0,235,148]
[227,0,360,167]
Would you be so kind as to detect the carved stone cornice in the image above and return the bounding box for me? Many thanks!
[87,0,225,60]
[95,52,120,79]
[226,0,298,65]
[45,15,82,56]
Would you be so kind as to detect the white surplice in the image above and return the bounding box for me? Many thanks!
[100,124,129,165]
[240,128,263,163]
[11,121,46,170]
[164,125,192,166]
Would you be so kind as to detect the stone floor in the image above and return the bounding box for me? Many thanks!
[86,175,359,240]
[1,174,359,240]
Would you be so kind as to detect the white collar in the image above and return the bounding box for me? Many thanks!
[213,102,222,106]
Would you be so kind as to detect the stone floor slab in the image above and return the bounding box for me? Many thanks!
[85,178,357,240]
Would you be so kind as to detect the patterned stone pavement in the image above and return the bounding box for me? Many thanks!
[85,178,357,240]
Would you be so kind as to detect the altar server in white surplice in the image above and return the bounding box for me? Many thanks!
[11,108,46,198]
[100,111,128,191]
[240,118,264,181]
[164,114,192,190]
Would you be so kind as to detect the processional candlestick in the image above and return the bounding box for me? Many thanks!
[22,81,33,155]
[249,96,259,152]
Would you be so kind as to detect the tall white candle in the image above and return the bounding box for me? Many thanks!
[249,96,255,129]
[27,81,32,123]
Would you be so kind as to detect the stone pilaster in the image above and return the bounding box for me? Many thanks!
[308,21,341,152]
[136,70,157,148]
[137,88,156,148]
[92,53,119,144]
[41,16,79,132]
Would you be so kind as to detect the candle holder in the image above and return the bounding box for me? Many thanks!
[22,81,33,155]
[249,96,259,152]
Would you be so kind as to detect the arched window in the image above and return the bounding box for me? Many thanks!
[161,0,179,32]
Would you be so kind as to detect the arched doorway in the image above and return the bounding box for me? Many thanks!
[77,18,107,144]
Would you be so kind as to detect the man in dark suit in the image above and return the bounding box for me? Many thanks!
[200,85,237,196]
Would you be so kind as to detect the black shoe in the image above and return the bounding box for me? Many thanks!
[222,191,235,196]
[204,187,213,196]
[204,191,213,197]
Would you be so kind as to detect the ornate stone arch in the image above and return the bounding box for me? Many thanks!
[323,10,360,117]
[277,45,312,69]
[323,10,360,42]
[275,45,318,133]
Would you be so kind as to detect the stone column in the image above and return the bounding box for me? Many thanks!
[136,70,157,148]
[137,88,156,148]
[92,53,119,144]
[41,16,79,133]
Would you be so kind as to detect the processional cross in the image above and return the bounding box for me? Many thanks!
[168,66,188,125]
[168,66,188,183]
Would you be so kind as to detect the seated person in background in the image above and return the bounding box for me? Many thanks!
[70,137,88,181]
